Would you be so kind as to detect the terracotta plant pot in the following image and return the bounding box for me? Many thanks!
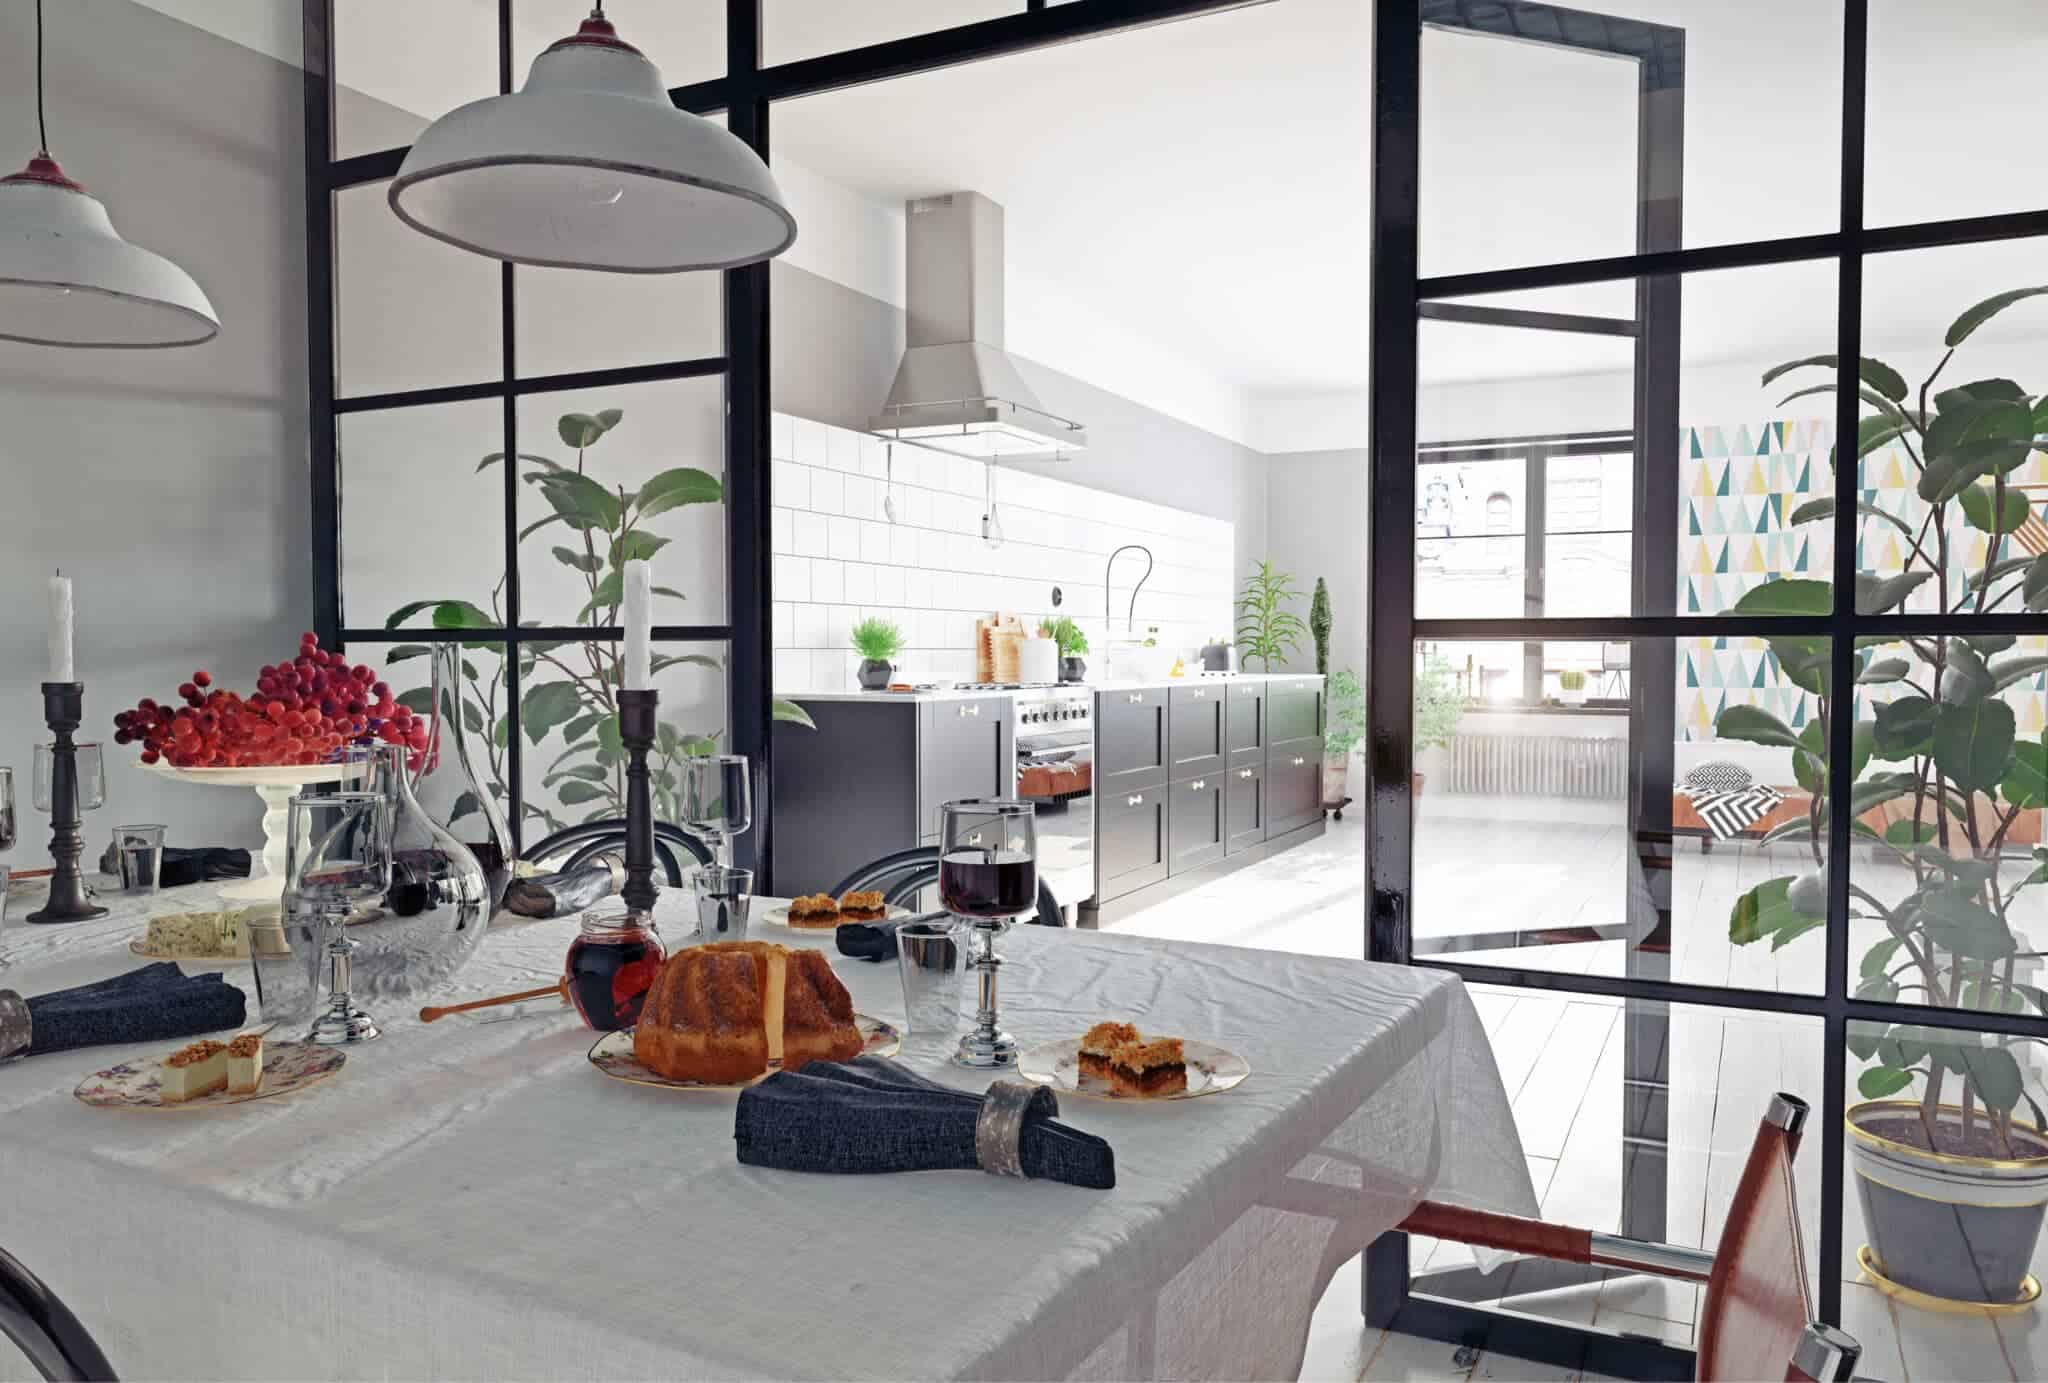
[1411,771,1425,796]
[1849,1100,2048,1307]
[857,659,893,690]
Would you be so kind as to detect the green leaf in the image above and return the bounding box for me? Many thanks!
[1716,704,1806,751]
[1847,1026,1883,1061]
[1872,695,1937,760]
[1862,937,1904,979]
[1946,286,2048,347]
[651,653,721,674]
[1857,657,1911,685]
[478,451,560,474]
[1959,482,2035,535]
[1730,877,1803,946]
[1940,642,1994,704]
[519,512,568,544]
[1965,1046,2025,1112]
[1913,845,1998,888]
[1730,578,1832,618]
[1768,635,1833,696]
[595,715,624,756]
[635,467,723,520]
[384,643,432,663]
[1921,885,2015,960]
[560,710,605,747]
[552,545,603,574]
[577,568,626,621]
[545,763,609,786]
[1760,353,1907,403]
[1787,496,1919,541]
[1854,570,1932,615]
[557,413,609,449]
[2003,741,2048,809]
[1965,634,2019,657]
[534,470,622,532]
[1934,378,2028,413]
[594,408,623,432]
[1884,817,1938,847]
[431,600,495,631]
[385,599,442,629]
[1858,1067,1915,1099]
[556,779,610,805]
[395,686,435,716]
[1856,974,1900,1003]
[1989,655,2048,693]
[1933,697,2015,792]
[653,585,687,601]
[2025,556,2048,612]
[1831,413,1910,468]
[609,531,672,567]
[493,714,509,748]
[1791,720,1825,795]
[520,680,583,745]
[449,790,480,824]
[772,698,817,730]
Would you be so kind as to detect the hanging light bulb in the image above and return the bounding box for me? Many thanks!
[0,0,219,348]
[390,6,796,273]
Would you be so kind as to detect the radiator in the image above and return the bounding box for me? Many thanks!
[1448,733,1628,798]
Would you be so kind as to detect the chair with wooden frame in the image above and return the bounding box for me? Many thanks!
[1398,1093,1871,1382]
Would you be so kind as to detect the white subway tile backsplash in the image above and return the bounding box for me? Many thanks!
[770,413,1233,694]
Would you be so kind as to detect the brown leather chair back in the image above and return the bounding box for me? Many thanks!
[1697,1094,1813,1382]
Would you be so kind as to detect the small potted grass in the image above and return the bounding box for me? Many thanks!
[1557,669,1588,706]
[851,617,902,690]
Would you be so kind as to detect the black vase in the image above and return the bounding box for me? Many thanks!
[858,658,894,690]
[1060,656,1087,683]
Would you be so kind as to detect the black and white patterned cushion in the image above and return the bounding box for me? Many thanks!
[1683,760,1753,795]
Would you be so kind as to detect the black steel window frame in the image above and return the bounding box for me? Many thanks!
[301,0,1259,876]
[1371,0,2048,1371]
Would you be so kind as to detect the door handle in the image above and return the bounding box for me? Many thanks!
[1191,780,1205,791]
[1191,688,1205,698]
[960,703,980,717]
[1239,769,1253,779]
[1127,692,1144,703]
[1126,794,1143,807]
[1293,756,1307,766]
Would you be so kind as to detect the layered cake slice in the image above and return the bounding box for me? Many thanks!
[160,1040,228,1102]
[786,894,840,928]
[225,1032,264,1094]
[836,890,887,921]
[1079,1021,1141,1081]
[1108,1038,1189,1096]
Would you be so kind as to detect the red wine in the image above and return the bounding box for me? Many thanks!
[939,849,1036,918]
[565,925,665,1031]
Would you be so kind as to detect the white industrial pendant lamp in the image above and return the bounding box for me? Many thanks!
[390,5,797,273]
[0,0,220,348]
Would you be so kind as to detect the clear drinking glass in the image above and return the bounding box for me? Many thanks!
[939,799,1038,1068]
[287,791,393,1045]
[896,916,968,1056]
[113,824,167,894]
[32,742,105,812]
[680,754,752,867]
[0,766,16,851]
[691,864,754,939]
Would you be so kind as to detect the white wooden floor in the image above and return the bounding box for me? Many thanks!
[1108,814,2041,1382]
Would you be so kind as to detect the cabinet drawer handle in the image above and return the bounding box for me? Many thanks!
[1239,769,1253,779]
[1126,794,1143,807]
[1191,688,1206,698]
[960,703,980,717]
[1127,692,1144,703]
[1191,780,1206,791]
[1292,756,1306,766]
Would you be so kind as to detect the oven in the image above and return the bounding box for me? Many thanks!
[1011,687,1094,919]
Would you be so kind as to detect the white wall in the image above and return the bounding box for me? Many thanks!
[0,0,309,867]
[1264,450,1367,677]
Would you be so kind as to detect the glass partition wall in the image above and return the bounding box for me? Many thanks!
[304,0,1257,872]
[1374,1,2048,1374]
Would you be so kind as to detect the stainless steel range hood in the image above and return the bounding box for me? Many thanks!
[868,191,1086,459]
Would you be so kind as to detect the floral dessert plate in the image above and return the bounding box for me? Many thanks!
[1016,1037,1250,1101]
[587,1015,901,1091]
[74,1041,344,1111]
[760,904,912,929]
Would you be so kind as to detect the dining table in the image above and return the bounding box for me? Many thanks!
[0,874,1537,1381]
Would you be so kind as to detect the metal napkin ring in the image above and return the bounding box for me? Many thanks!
[976,1079,1056,1178]
[0,991,31,1062]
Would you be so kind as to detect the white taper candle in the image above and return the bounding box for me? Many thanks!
[622,560,652,691]
[48,572,74,682]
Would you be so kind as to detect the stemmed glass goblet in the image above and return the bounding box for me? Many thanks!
[938,799,1037,1068]
[287,791,393,1045]
[680,754,752,869]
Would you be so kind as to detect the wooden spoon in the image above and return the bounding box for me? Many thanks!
[419,983,565,1023]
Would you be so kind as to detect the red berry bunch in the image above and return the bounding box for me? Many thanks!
[113,631,429,770]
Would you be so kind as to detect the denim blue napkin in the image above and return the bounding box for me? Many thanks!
[734,1055,1115,1188]
[3,962,247,1058]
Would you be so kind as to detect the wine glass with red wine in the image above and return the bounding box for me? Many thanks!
[939,799,1037,1068]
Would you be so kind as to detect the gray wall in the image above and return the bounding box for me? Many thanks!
[1264,449,1367,677]
[770,261,1269,588]
[0,0,307,867]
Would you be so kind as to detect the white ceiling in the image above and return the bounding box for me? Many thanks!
[158,0,2048,442]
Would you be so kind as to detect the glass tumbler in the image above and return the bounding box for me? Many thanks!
[0,766,15,850]
[33,742,105,812]
[896,917,968,1056]
[691,865,754,939]
[113,824,167,894]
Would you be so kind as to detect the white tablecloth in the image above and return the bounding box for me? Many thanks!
[0,880,1535,1381]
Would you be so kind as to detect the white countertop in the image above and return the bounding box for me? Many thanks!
[781,686,1020,704]
[785,673,1321,704]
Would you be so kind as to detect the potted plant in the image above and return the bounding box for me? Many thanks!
[851,617,903,690]
[1236,561,1308,672]
[1039,615,1089,682]
[1323,668,1365,810]
[1713,287,2048,1307]
[1413,652,1464,796]
[1309,577,1333,674]
[1557,669,1588,706]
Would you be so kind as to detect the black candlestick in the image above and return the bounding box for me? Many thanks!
[27,682,108,924]
[616,689,659,918]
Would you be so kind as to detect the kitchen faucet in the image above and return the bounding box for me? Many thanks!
[1104,544,1154,637]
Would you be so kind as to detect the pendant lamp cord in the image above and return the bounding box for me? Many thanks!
[35,0,49,153]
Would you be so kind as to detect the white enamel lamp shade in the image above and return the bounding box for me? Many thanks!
[0,154,220,348]
[389,14,796,273]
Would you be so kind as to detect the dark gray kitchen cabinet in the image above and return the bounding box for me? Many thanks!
[1095,687,1168,794]
[1226,680,1266,768]
[1096,780,1169,901]
[1265,741,1322,839]
[1268,677,1324,746]
[917,697,1010,839]
[1168,773,1226,873]
[1168,684,1225,781]
[1225,762,1265,855]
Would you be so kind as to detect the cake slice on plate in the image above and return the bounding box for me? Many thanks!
[225,1032,264,1094]
[1108,1038,1189,1097]
[160,1039,228,1103]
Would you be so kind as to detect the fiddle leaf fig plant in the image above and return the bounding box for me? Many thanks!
[1717,288,2048,1155]
[386,408,815,834]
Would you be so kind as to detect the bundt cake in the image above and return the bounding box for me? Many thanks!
[635,941,863,1082]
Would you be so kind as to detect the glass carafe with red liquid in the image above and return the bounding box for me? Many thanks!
[564,911,665,1031]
